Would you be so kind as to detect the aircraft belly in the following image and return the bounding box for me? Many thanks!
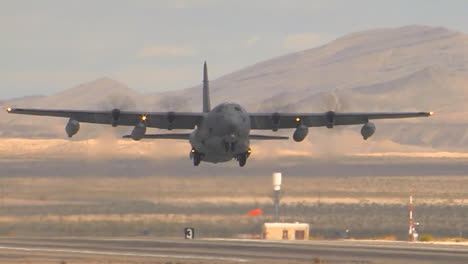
[203,153,233,163]
[201,136,234,163]
[191,134,249,163]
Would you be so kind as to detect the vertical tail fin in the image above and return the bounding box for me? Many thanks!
[203,61,211,113]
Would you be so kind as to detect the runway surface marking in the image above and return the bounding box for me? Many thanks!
[0,245,249,262]
[2,238,468,263]
[207,238,468,252]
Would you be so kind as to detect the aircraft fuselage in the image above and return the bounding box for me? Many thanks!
[190,102,251,163]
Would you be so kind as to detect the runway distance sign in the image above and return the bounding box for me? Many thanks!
[184,227,195,239]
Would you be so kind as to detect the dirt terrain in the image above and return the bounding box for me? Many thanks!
[0,147,467,240]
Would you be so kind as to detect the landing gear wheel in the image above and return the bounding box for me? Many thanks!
[193,153,201,166]
[238,154,247,167]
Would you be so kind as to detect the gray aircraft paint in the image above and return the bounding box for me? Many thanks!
[202,61,211,113]
[189,63,251,164]
[190,102,251,163]
[6,63,433,167]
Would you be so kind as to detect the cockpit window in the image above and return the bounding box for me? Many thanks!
[214,105,224,112]
[213,103,242,113]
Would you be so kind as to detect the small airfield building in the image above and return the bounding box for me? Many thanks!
[263,223,310,240]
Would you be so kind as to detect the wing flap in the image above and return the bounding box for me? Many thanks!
[250,112,433,129]
[334,112,432,125]
[8,108,202,130]
[123,133,191,140]
[249,134,289,140]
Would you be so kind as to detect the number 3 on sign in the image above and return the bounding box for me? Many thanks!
[184,227,194,239]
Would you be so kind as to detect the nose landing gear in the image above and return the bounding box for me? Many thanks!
[222,138,237,153]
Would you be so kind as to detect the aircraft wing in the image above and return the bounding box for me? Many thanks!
[250,111,433,130]
[249,135,289,140]
[7,108,202,129]
[123,133,191,139]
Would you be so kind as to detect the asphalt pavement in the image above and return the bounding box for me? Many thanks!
[0,237,467,263]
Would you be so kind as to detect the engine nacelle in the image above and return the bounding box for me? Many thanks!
[271,112,280,131]
[111,108,121,127]
[167,111,175,130]
[65,119,80,138]
[293,125,309,142]
[325,111,335,128]
[131,122,147,141]
[361,122,376,140]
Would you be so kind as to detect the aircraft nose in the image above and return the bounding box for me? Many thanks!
[219,113,242,136]
[227,123,237,134]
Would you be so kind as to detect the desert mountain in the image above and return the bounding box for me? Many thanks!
[1,25,468,150]
[179,25,468,111]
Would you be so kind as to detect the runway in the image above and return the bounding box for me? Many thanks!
[0,237,467,263]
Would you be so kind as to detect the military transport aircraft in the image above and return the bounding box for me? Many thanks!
[6,62,434,167]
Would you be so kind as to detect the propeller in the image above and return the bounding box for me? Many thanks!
[320,91,350,112]
[159,95,190,112]
[100,94,137,112]
[97,94,138,137]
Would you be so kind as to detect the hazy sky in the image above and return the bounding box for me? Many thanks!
[1,0,467,99]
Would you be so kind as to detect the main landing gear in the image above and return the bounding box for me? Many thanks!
[237,148,252,167]
[191,149,202,166]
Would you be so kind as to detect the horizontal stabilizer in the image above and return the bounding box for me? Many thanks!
[123,133,191,140]
[249,134,289,140]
